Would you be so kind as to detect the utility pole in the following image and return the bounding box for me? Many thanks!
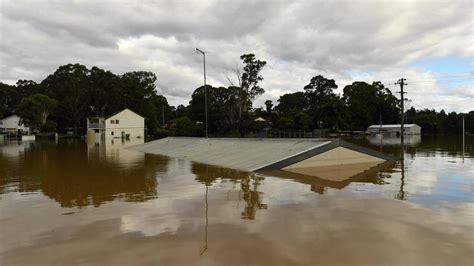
[196,48,208,138]
[395,78,407,159]
[462,115,465,162]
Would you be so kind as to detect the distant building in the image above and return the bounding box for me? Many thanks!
[0,115,30,134]
[87,109,144,139]
[367,124,421,135]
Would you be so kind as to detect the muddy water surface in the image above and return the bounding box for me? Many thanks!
[0,136,473,265]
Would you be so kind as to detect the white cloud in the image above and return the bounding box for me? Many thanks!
[0,0,472,110]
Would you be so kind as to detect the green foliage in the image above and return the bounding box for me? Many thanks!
[465,111,474,134]
[43,120,58,132]
[240,54,267,107]
[236,54,267,136]
[294,112,313,131]
[0,81,38,117]
[276,117,295,129]
[264,100,273,114]
[304,75,343,130]
[2,64,173,136]
[175,116,204,137]
[189,85,241,134]
[405,108,469,135]
[2,59,471,137]
[343,81,400,130]
[16,93,57,132]
[155,128,172,139]
[41,64,90,133]
[276,92,307,116]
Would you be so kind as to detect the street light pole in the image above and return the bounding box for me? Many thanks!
[196,48,208,138]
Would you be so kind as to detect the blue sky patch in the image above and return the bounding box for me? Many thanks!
[412,56,473,75]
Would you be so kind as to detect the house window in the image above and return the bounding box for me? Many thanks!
[111,120,115,124]
[115,119,120,124]
[111,131,114,136]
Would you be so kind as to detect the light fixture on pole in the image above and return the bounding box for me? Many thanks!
[196,48,208,138]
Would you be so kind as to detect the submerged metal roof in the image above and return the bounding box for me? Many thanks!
[129,137,397,172]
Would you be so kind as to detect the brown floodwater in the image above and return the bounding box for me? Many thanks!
[0,136,473,265]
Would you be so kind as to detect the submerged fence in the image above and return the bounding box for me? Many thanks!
[258,129,330,138]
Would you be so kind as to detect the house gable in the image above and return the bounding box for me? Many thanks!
[106,109,144,121]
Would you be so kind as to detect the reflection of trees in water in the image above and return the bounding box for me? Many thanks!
[191,163,267,220]
[192,163,248,185]
[240,174,267,219]
[348,135,473,158]
[0,140,168,207]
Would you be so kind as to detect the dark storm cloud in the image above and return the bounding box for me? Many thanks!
[0,0,472,111]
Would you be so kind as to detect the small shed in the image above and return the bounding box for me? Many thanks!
[367,124,421,135]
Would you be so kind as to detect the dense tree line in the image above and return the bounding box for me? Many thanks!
[405,108,473,134]
[0,64,173,136]
[1,56,471,138]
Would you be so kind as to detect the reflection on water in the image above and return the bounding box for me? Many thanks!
[87,136,145,167]
[0,136,473,265]
[191,163,267,220]
[367,134,421,147]
[0,138,168,207]
[262,160,396,195]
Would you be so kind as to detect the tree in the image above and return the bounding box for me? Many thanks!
[343,81,400,130]
[175,116,204,137]
[294,112,313,131]
[119,71,166,133]
[88,66,120,117]
[276,117,295,129]
[0,82,15,117]
[276,92,307,116]
[175,104,189,118]
[239,54,267,114]
[303,75,343,130]
[0,81,39,118]
[16,93,57,132]
[41,64,91,134]
[1,64,174,138]
[233,54,267,136]
[189,85,241,134]
[264,100,273,114]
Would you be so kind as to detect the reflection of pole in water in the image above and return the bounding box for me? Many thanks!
[396,160,406,200]
[200,185,209,255]
[379,132,383,153]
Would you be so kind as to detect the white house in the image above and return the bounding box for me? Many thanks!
[367,124,421,135]
[0,115,30,134]
[87,109,144,139]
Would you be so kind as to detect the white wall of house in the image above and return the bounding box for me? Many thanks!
[0,115,30,134]
[104,109,144,139]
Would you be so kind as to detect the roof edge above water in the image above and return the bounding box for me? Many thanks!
[254,139,399,171]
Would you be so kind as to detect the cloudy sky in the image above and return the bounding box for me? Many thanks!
[0,0,472,111]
